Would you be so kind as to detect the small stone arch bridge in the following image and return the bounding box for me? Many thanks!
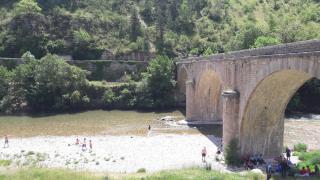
[176,40,320,157]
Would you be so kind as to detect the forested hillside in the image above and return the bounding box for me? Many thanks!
[0,0,319,59]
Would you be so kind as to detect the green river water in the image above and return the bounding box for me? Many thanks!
[0,110,222,137]
[0,110,319,149]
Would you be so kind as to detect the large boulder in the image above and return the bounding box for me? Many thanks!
[250,168,263,175]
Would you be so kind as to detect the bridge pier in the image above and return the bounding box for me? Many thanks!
[185,80,194,121]
[222,90,240,151]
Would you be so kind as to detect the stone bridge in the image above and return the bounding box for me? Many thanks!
[176,40,320,157]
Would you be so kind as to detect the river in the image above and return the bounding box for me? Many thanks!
[0,110,319,150]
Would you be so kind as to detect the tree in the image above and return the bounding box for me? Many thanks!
[178,0,195,35]
[0,66,11,100]
[166,0,180,30]
[0,52,38,113]
[176,35,191,57]
[155,0,167,54]
[227,23,263,50]
[18,54,87,111]
[137,56,176,108]
[2,13,48,58]
[225,138,242,166]
[203,47,214,56]
[14,0,42,15]
[72,29,103,60]
[130,8,141,42]
[140,0,154,25]
[251,36,281,48]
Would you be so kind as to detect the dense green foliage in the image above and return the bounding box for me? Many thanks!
[0,168,266,180]
[294,143,308,152]
[0,0,319,113]
[293,150,320,173]
[0,0,319,59]
[0,52,89,113]
[0,53,175,113]
[136,56,176,108]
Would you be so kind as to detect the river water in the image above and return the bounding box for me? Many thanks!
[0,110,319,149]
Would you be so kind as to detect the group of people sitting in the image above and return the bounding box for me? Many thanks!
[243,154,266,170]
[299,165,319,177]
[272,155,319,177]
[266,148,320,178]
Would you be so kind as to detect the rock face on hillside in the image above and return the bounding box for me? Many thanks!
[67,60,148,81]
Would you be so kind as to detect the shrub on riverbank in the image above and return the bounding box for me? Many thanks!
[294,150,320,172]
[225,138,242,166]
[294,143,307,152]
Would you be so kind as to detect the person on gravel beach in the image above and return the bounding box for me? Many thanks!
[89,140,93,151]
[3,135,9,148]
[82,138,87,151]
[201,146,207,162]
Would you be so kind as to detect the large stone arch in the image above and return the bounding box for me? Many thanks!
[192,70,223,122]
[240,69,316,157]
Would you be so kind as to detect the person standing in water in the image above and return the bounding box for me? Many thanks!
[3,135,9,148]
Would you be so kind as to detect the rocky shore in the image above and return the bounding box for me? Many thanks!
[0,134,223,173]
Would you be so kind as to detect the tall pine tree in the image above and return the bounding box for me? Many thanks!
[130,8,141,42]
[167,0,180,31]
[155,0,167,54]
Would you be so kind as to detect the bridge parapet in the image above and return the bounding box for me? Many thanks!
[178,39,320,63]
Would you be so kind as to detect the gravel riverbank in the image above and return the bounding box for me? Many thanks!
[0,134,224,173]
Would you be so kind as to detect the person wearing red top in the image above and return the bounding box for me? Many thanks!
[306,166,311,176]
[300,167,307,176]
[75,138,80,145]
